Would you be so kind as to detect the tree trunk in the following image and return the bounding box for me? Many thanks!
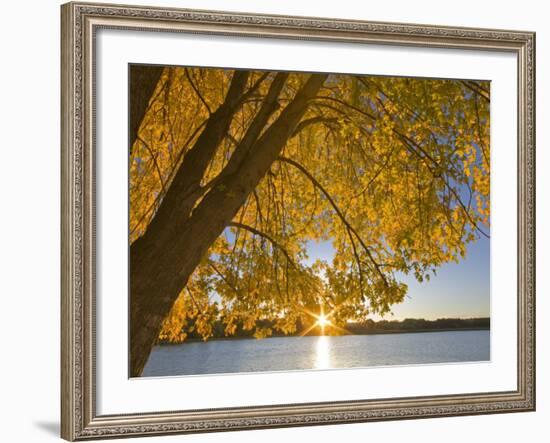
[129,65,164,150]
[129,73,327,376]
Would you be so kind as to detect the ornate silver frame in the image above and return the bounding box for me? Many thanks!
[61,2,536,440]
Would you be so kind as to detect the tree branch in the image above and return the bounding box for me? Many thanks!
[291,116,339,137]
[216,73,289,178]
[129,119,208,238]
[131,70,250,244]
[185,68,212,115]
[228,221,298,270]
[397,134,490,239]
[277,156,389,287]
[460,80,490,103]
[208,261,241,298]
[237,71,271,106]
[136,134,167,195]
[129,65,165,152]
[314,96,376,121]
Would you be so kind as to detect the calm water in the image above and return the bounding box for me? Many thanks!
[142,330,490,377]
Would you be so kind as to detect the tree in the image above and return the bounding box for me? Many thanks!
[129,67,490,376]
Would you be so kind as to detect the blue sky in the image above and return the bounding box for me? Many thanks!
[304,236,490,321]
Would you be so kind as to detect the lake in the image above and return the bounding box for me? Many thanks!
[141,329,490,377]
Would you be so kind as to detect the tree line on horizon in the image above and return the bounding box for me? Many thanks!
[157,316,490,343]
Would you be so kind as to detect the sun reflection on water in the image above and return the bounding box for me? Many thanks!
[314,335,331,369]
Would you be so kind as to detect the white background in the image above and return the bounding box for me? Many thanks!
[0,0,547,442]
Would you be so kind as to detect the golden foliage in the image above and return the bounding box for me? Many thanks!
[131,68,490,342]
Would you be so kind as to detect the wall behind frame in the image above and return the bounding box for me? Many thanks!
[0,0,545,442]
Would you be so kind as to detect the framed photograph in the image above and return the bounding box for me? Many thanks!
[61,1,535,440]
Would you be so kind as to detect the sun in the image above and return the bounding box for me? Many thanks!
[316,312,331,335]
[317,313,330,327]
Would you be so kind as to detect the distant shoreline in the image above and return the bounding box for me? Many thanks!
[159,326,490,345]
